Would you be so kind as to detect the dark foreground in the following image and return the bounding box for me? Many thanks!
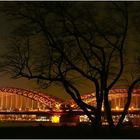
[0,125,140,138]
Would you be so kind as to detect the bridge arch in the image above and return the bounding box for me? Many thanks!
[0,87,63,111]
[66,89,140,110]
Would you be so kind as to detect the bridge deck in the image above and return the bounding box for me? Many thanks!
[0,110,139,115]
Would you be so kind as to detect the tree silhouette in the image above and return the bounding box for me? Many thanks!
[0,2,132,130]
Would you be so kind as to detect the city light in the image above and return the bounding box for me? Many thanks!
[131,106,134,110]
[115,106,119,111]
[102,106,104,111]
[51,115,60,123]
[79,115,90,122]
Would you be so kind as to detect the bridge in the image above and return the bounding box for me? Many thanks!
[0,87,63,111]
[65,89,140,111]
[0,87,139,125]
[0,87,140,112]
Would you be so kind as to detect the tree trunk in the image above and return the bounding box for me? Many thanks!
[104,93,115,131]
[94,91,103,128]
[117,78,140,128]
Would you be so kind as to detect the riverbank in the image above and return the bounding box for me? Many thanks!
[0,125,140,138]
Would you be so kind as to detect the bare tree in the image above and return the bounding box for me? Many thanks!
[0,2,130,130]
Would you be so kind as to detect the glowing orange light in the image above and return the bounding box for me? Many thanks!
[102,106,104,111]
[130,106,134,110]
[71,104,75,108]
[131,106,134,109]
[115,106,119,111]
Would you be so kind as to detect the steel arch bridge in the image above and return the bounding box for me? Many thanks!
[0,87,140,112]
[65,89,140,111]
[0,87,63,111]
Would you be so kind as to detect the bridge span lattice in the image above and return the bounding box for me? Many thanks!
[0,87,139,112]
[65,89,140,111]
[0,87,63,111]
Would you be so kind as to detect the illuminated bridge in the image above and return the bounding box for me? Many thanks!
[0,87,139,125]
[0,87,63,112]
[66,89,140,111]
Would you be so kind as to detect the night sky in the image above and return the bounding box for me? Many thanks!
[0,2,139,99]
